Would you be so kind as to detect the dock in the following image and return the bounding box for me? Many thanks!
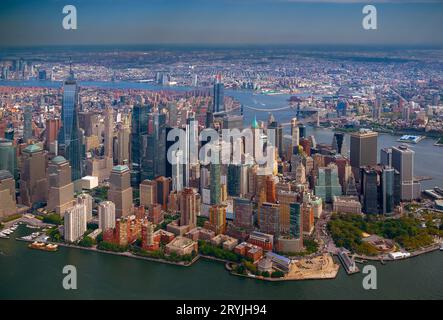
[337,249,360,275]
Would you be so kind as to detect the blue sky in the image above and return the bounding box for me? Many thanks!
[0,0,442,47]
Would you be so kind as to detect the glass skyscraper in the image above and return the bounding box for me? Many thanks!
[130,104,150,186]
[59,69,82,181]
[289,202,302,239]
[0,139,17,180]
[212,74,224,113]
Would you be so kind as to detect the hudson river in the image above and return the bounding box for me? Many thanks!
[0,80,442,299]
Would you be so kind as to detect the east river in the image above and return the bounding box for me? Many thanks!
[0,80,442,299]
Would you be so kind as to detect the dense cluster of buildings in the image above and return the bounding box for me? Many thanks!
[0,54,434,269]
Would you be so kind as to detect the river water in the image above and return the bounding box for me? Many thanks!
[0,80,442,299]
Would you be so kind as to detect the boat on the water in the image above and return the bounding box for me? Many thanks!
[28,242,58,252]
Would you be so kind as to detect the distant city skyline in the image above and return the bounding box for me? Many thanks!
[0,0,442,47]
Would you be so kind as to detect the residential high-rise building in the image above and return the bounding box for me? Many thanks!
[350,129,378,180]
[155,176,171,210]
[391,145,420,201]
[277,190,298,234]
[64,203,87,242]
[108,165,133,218]
[19,144,48,207]
[209,204,227,235]
[179,187,198,227]
[98,201,116,232]
[140,179,156,208]
[0,170,17,218]
[258,202,280,236]
[47,156,74,215]
[210,163,221,205]
[233,197,253,232]
[77,193,93,222]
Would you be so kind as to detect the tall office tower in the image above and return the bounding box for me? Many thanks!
[185,118,199,187]
[381,167,395,215]
[0,170,17,218]
[77,193,93,222]
[360,167,379,214]
[227,164,241,197]
[130,104,149,186]
[104,106,113,159]
[289,202,303,240]
[179,187,198,227]
[47,156,74,215]
[98,201,116,232]
[391,145,420,201]
[23,105,33,142]
[210,163,221,205]
[19,144,48,207]
[58,66,82,181]
[108,165,133,218]
[332,132,345,155]
[266,175,277,203]
[209,204,227,235]
[212,74,224,112]
[380,147,392,167]
[267,118,283,158]
[251,116,261,160]
[277,190,297,234]
[258,202,280,236]
[314,163,342,203]
[0,139,17,180]
[45,118,61,151]
[290,118,299,154]
[141,220,157,251]
[233,197,253,231]
[172,149,184,192]
[153,113,167,177]
[350,129,378,180]
[155,176,171,210]
[116,126,130,165]
[64,203,87,242]
[140,179,156,208]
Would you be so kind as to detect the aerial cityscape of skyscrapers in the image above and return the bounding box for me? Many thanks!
[0,0,442,302]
